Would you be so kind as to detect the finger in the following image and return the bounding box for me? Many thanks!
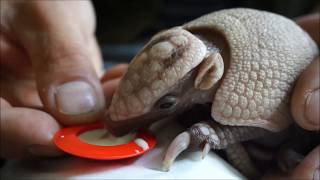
[102,77,122,107]
[101,64,128,107]
[90,37,104,77]
[101,64,128,82]
[2,1,105,125]
[0,97,12,108]
[0,69,42,108]
[291,58,320,131]
[0,106,62,158]
[296,13,320,44]
[292,145,320,180]
[0,33,33,77]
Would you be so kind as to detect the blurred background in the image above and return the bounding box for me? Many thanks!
[91,0,319,68]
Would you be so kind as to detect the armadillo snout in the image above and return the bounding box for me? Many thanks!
[104,113,136,136]
[105,112,157,136]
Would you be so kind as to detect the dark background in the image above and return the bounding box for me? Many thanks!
[93,0,318,43]
[91,0,319,66]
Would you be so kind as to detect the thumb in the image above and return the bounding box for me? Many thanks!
[4,1,105,125]
[291,58,319,131]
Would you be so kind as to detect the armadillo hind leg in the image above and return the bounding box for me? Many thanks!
[162,121,270,171]
[226,143,261,179]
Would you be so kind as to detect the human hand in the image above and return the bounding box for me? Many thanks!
[288,56,319,180]
[262,58,319,180]
[263,13,319,179]
[292,13,319,131]
[290,13,319,179]
[0,0,105,158]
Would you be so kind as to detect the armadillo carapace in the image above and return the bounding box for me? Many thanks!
[105,8,318,176]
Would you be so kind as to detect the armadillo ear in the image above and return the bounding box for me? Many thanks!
[194,53,224,90]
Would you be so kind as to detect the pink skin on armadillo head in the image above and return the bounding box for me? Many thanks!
[104,27,225,136]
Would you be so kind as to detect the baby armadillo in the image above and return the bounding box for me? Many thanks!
[105,8,318,177]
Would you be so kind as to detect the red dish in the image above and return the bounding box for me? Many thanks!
[54,122,156,160]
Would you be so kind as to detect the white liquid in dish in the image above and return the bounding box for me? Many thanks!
[134,138,149,150]
[79,129,136,146]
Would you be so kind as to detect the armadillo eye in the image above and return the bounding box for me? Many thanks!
[160,102,174,109]
[158,95,177,109]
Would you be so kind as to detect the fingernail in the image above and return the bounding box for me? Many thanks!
[28,145,63,157]
[305,89,320,128]
[314,167,319,180]
[55,81,97,115]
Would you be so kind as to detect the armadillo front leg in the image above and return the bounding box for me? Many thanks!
[162,121,270,171]
[188,121,269,150]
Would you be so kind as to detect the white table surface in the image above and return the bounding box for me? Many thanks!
[1,120,244,180]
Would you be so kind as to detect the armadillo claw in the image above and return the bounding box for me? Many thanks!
[162,159,172,172]
[201,143,211,159]
[162,131,191,171]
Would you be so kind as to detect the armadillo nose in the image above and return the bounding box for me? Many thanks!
[104,113,131,137]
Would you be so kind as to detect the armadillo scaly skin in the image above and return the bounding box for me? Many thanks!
[183,8,318,132]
